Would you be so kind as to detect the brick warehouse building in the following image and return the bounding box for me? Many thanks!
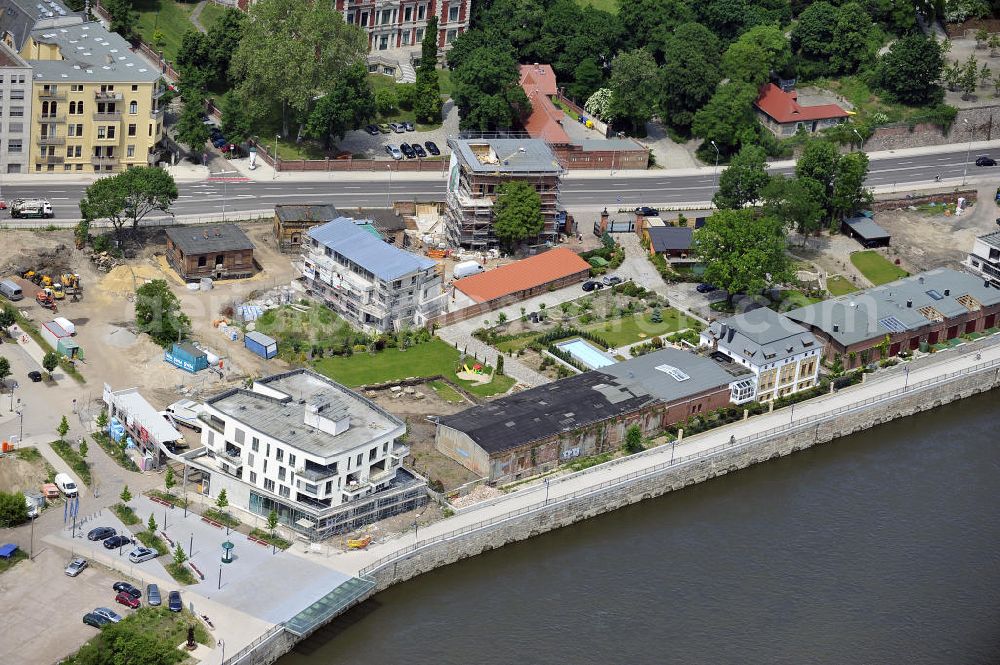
[165,224,256,281]
[786,268,1000,369]
[436,348,755,484]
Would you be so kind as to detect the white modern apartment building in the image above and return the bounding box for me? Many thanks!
[195,369,426,539]
[700,307,822,402]
[302,217,446,332]
[0,41,31,173]
[964,230,1000,287]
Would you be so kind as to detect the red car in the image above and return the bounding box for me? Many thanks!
[115,591,140,609]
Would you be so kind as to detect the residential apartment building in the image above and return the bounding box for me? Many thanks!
[786,268,1000,369]
[335,0,470,53]
[445,138,563,249]
[964,230,1000,287]
[302,216,446,332]
[193,370,426,539]
[0,42,31,173]
[700,307,822,402]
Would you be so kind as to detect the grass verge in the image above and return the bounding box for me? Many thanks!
[111,503,141,525]
[249,528,292,550]
[850,251,909,285]
[15,447,41,462]
[147,489,188,508]
[581,309,701,347]
[0,549,27,573]
[826,275,858,296]
[62,606,210,665]
[428,380,464,403]
[135,529,169,556]
[49,439,91,486]
[166,561,198,585]
[202,508,240,528]
[92,432,140,472]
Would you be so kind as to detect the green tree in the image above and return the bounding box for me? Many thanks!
[944,60,962,92]
[173,542,188,567]
[230,0,368,136]
[831,151,873,222]
[414,16,442,124]
[618,0,693,55]
[264,508,278,536]
[981,63,993,88]
[221,92,253,145]
[375,88,398,116]
[791,1,837,64]
[989,34,1000,57]
[0,491,28,528]
[96,409,109,430]
[830,3,877,75]
[796,140,840,195]
[0,356,9,389]
[496,354,505,376]
[650,306,663,323]
[74,219,90,249]
[492,182,544,251]
[694,210,791,305]
[0,306,15,334]
[396,83,417,110]
[175,96,211,155]
[57,415,69,439]
[874,34,945,106]
[976,28,989,49]
[692,82,759,156]
[659,22,722,133]
[567,58,604,103]
[79,167,179,244]
[960,54,979,99]
[623,424,643,454]
[175,30,212,80]
[607,48,659,134]
[102,0,136,39]
[216,489,229,511]
[165,466,176,492]
[148,513,157,533]
[79,439,88,459]
[305,63,375,148]
[452,46,530,131]
[135,279,191,348]
[120,485,132,505]
[713,144,771,210]
[42,351,59,377]
[207,8,245,87]
[722,24,792,87]
[762,175,825,244]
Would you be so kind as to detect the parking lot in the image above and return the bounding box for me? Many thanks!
[336,101,460,161]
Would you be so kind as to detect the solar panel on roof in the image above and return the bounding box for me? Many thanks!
[654,364,690,381]
[878,316,907,333]
[926,290,943,300]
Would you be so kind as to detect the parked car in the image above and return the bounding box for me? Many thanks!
[389,122,406,133]
[384,144,403,160]
[582,280,604,292]
[696,283,717,294]
[975,155,997,166]
[364,124,380,136]
[399,143,416,159]
[83,612,110,628]
[377,123,391,134]
[634,206,659,217]
[112,582,141,599]
[87,527,116,542]
[65,558,88,577]
[424,141,441,156]
[28,370,42,382]
[115,591,140,609]
[168,591,183,613]
[412,143,427,158]
[211,135,227,149]
[92,607,123,623]
[147,584,162,607]
[402,121,415,131]
[128,547,158,564]
[104,535,133,550]
[602,275,622,286]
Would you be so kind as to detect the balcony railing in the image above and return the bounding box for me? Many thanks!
[38,113,64,123]
[298,464,337,482]
[369,467,394,486]
[93,111,122,122]
[153,86,167,99]
[150,108,163,120]
[91,155,118,166]
[38,90,65,100]
[95,91,123,101]
[390,444,410,461]
[35,155,64,164]
[37,135,65,145]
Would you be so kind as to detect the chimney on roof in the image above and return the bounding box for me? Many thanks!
[906,299,912,308]
[918,276,924,284]
[944,288,950,296]
[833,324,839,332]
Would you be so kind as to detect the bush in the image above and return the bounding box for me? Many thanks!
[396,83,417,110]
[136,530,169,556]
[50,439,91,486]
[375,88,398,115]
[0,490,28,527]
[112,503,141,525]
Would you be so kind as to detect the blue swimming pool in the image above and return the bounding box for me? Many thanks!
[556,338,615,369]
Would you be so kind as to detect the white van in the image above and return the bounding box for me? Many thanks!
[453,260,485,280]
[54,472,78,498]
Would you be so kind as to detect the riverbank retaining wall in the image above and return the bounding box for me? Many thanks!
[229,359,1000,664]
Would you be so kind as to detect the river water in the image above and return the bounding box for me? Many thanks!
[282,393,1000,665]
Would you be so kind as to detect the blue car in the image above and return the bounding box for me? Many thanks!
[168,590,182,613]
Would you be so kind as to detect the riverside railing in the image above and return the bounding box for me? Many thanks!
[222,624,285,665]
[360,354,1000,576]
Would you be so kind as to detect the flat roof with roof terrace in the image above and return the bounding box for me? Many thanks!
[451,138,563,174]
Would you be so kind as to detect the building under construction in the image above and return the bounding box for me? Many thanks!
[445,138,564,249]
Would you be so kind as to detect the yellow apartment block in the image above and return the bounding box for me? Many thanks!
[21,22,164,173]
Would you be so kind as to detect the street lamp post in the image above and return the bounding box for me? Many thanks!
[8,381,13,412]
[962,119,973,186]
[272,135,280,181]
[29,513,35,560]
[710,141,720,191]
[218,639,225,664]
[189,532,194,558]
[387,164,393,208]
[544,478,550,503]
[852,128,864,152]
[17,407,23,442]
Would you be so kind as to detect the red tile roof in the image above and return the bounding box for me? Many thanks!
[754,83,850,124]
[454,247,591,303]
[519,64,571,144]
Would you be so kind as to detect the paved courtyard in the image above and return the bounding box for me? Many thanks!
[335,101,460,160]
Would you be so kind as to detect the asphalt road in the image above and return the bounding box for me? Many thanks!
[2,146,991,221]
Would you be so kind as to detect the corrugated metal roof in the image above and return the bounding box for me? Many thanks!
[244,331,276,347]
[308,218,435,281]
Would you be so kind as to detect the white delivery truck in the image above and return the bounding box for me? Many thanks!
[453,260,485,280]
[54,472,78,498]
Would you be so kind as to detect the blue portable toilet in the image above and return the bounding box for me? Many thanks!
[244,331,278,359]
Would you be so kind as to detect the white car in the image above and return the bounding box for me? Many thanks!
[385,144,403,160]
[128,547,158,564]
[65,558,88,576]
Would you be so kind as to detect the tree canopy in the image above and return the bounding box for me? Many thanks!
[691,82,759,156]
[712,144,771,209]
[305,63,375,148]
[135,280,190,348]
[607,48,660,133]
[694,210,792,303]
[659,23,723,133]
[492,182,544,250]
[452,47,531,131]
[874,34,946,106]
[79,168,178,243]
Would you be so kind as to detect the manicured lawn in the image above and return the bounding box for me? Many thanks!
[314,338,514,397]
[779,289,824,309]
[496,333,543,353]
[428,380,463,403]
[197,0,228,31]
[575,0,619,13]
[582,309,701,347]
[850,251,909,285]
[134,0,198,63]
[827,275,859,296]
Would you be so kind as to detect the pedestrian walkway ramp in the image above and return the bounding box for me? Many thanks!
[284,576,376,637]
